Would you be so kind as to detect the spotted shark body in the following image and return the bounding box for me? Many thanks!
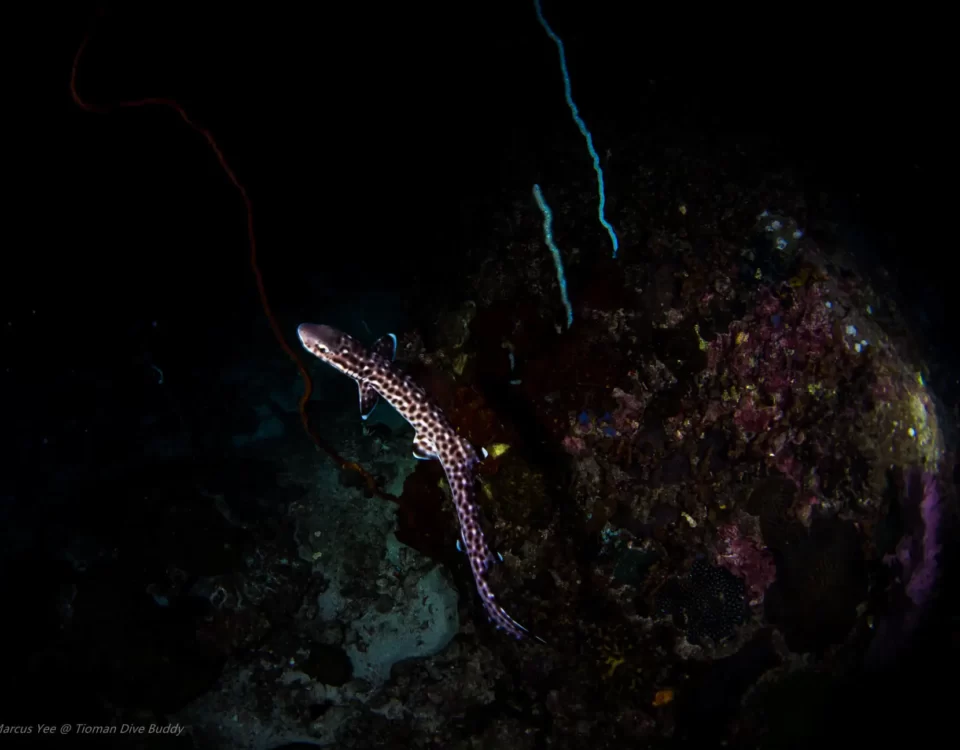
[297,323,539,641]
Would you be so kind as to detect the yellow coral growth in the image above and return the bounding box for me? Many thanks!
[652,688,674,707]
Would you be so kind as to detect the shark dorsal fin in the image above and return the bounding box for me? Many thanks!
[371,333,397,362]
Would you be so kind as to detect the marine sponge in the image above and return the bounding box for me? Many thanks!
[656,558,747,644]
[902,471,943,607]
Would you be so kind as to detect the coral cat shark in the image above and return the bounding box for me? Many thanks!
[297,323,541,642]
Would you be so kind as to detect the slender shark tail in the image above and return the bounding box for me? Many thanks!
[483,598,546,644]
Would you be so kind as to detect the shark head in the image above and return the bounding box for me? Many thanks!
[297,323,349,354]
[297,323,399,420]
[297,323,371,376]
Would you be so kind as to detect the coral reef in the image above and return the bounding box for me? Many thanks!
[21,140,955,749]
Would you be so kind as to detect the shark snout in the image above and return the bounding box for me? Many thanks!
[296,323,317,346]
[297,323,339,351]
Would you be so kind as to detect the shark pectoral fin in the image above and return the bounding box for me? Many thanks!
[412,433,438,460]
[483,550,505,575]
[372,333,398,362]
[358,381,379,420]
